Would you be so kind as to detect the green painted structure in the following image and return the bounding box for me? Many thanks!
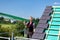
[0,13,29,21]
[45,6,60,40]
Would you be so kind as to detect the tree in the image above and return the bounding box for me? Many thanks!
[0,17,4,21]
[16,21,25,36]
[32,17,39,27]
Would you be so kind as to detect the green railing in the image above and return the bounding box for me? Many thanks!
[0,13,29,21]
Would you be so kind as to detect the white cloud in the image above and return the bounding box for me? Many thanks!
[54,2,60,4]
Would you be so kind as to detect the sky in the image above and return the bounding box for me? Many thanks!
[0,0,60,19]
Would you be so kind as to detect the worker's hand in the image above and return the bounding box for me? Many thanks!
[33,29,35,32]
[23,21,26,25]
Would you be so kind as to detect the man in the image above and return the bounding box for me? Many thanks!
[24,16,35,38]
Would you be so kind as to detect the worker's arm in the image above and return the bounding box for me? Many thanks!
[23,21,29,27]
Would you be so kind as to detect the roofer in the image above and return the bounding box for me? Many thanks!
[24,16,35,38]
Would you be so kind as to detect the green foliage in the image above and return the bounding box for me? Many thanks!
[0,17,39,37]
[33,18,39,27]
[16,21,25,30]
[0,23,25,37]
[0,17,4,21]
